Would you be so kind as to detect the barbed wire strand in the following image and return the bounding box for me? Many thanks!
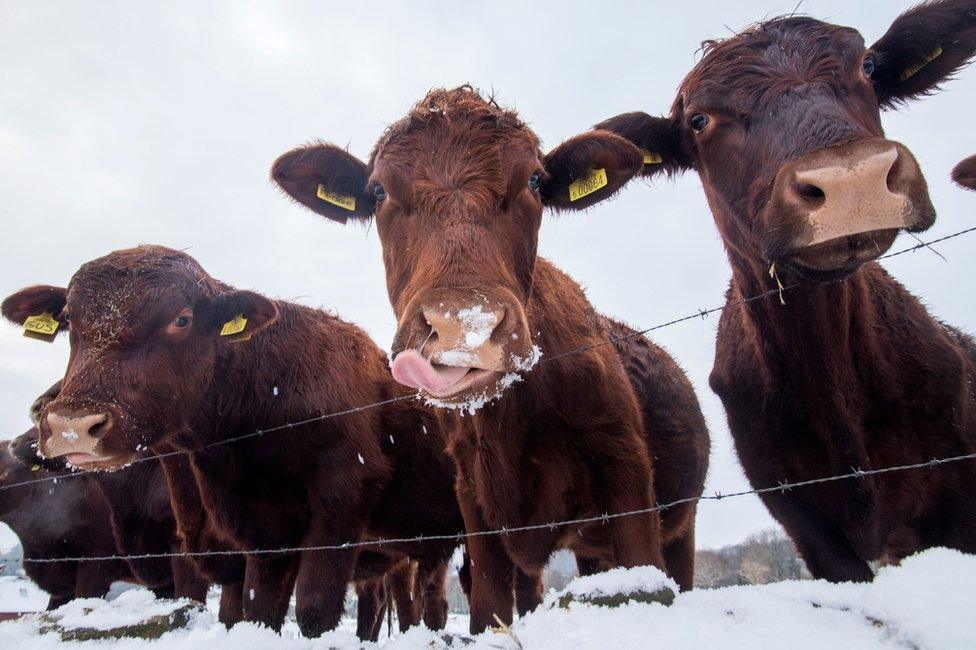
[21,451,976,563]
[2,225,975,494]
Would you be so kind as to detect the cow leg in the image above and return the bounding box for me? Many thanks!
[761,491,873,583]
[151,583,176,599]
[418,560,449,631]
[575,555,602,576]
[355,580,385,641]
[171,553,210,602]
[46,594,73,610]
[73,561,118,599]
[598,449,666,572]
[242,554,300,632]
[457,484,515,634]
[293,547,359,638]
[514,567,542,617]
[661,517,696,591]
[389,562,419,632]
[218,583,244,628]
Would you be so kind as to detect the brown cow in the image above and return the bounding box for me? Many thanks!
[596,1,976,582]
[271,87,710,633]
[953,155,976,189]
[0,434,132,609]
[0,245,462,637]
[11,385,209,604]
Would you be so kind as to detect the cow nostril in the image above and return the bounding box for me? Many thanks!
[794,182,826,205]
[885,151,906,191]
[88,418,108,438]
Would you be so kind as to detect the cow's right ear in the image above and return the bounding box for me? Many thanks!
[1,286,68,334]
[271,142,373,224]
[593,112,692,179]
[952,155,976,191]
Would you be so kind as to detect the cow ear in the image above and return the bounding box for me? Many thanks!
[205,291,280,342]
[953,155,976,190]
[1,286,68,334]
[593,112,691,179]
[541,131,643,211]
[870,1,976,108]
[30,381,61,426]
[271,142,373,224]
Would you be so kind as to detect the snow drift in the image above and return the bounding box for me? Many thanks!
[0,548,971,649]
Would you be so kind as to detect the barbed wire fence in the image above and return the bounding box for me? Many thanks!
[2,225,975,564]
[17,451,976,564]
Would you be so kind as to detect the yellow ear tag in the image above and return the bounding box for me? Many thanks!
[900,45,943,81]
[220,314,251,342]
[31,464,41,472]
[23,312,60,342]
[568,168,609,202]
[642,150,663,165]
[316,184,356,211]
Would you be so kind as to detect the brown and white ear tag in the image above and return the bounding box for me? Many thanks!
[642,150,663,166]
[220,314,251,343]
[23,312,60,342]
[316,184,356,212]
[568,169,608,202]
[900,45,943,81]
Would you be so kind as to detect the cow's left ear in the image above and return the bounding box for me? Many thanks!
[871,0,976,108]
[541,131,643,211]
[952,155,976,190]
[205,290,280,342]
[271,142,374,224]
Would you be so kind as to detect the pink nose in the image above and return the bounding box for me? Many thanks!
[43,410,112,460]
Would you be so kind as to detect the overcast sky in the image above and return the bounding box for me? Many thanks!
[1,1,974,553]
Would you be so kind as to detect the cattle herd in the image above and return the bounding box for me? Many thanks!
[0,0,975,641]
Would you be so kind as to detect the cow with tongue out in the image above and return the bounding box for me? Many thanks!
[272,86,710,634]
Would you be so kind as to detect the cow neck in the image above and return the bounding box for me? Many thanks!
[191,324,281,446]
[726,248,889,419]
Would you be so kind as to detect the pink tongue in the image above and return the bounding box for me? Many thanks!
[391,350,471,394]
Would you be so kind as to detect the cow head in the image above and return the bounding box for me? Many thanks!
[953,155,976,190]
[597,1,976,281]
[272,87,642,406]
[1,246,279,469]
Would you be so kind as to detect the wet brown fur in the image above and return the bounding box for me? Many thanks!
[595,2,976,581]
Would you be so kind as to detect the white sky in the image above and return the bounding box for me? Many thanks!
[0,1,974,553]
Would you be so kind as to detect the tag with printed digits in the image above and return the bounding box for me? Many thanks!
[316,184,357,211]
[220,314,251,342]
[642,150,663,165]
[23,312,60,342]
[900,45,942,81]
[568,168,609,202]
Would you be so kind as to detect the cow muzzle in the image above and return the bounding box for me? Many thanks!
[765,138,935,273]
[42,409,116,468]
[390,288,536,402]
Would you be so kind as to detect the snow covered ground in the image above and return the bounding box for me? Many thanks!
[0,548,971,649]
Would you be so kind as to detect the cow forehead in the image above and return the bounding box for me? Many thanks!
[66,247,215,331]
[678,17,865,110]
[370,87,542,170]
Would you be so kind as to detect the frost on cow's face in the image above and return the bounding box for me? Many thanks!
[1,246,278,470]
[272,87,643,409]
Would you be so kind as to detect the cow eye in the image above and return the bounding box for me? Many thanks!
[862,57,876,78]
[174,315,191,329]
[528,171,542,192]
[689,113,709,133]
[373,184,387,202]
